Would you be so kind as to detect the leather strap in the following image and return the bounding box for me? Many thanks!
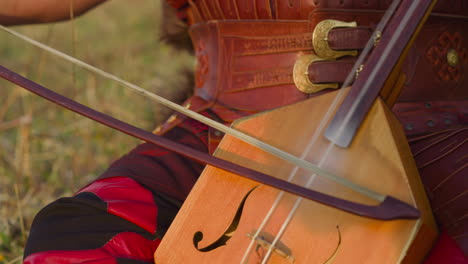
[328,26,372,50]
[308,58,355,84]
[393,100,468,136]
[189,18,373,123]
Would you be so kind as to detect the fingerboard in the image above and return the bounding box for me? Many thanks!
[325,0,438,147]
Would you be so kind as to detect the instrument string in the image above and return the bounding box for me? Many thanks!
[247,0,404,262]
[240,52,351,263]
[327,0,418,144]
[0,4,408,261]
[0,24,385,202]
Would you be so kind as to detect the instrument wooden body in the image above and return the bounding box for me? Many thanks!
[154,89,437,263]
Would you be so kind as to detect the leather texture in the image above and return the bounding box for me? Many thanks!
[409,128,468,254]
[181,0,468,22]
[164,1,468,127]
[393,100,468,136]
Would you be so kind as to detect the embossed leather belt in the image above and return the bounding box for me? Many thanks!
[189,19,372,123]
[156,9,468,140]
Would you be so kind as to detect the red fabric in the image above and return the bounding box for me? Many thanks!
[100,232,161,262]
[78,177,158,234]
[24,250,118,264]
[424,233,468,264]
[24,232,161,264]
[166,0,189,22]
[166,0,187,9]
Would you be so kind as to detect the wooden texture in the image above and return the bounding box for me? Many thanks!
[154,90,437,263]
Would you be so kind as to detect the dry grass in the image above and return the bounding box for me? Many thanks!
[0,1,193,261]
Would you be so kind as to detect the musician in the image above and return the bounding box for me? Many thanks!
[1,0,466,263]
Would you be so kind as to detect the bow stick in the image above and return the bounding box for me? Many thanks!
[0,65,419,220]
[0,2,425,220]
[0,24,376,200]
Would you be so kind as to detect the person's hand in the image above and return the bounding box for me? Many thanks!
[0,0,107,26]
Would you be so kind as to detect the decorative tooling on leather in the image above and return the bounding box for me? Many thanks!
[426,31,468,82]
[195,40,209,88]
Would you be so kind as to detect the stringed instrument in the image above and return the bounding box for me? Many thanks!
[0,0,440,263]
[154,1,439,263]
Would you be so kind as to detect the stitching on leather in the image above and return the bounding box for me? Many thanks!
[433,189,468,213]
[188,0,205,22]
[253,0,258,19]
[214,0,226,19]
[413,128,467,157]
[456,153,468,164]
[418,137,468,169]
[272,0,277,19]
[199,0,213,20]
[451,213,468,230]
[431,163,468,192]
[408,128,459,144]
[232,0,240,19]
[453,233,468,240]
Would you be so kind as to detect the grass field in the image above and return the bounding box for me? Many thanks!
[0,1,193,261]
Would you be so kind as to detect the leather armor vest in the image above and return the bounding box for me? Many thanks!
[163,0,468,136]
[163,0,468,254]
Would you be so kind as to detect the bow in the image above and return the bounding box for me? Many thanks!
[0,0,435,220]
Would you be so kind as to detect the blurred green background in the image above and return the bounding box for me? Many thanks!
[0,1,194,262]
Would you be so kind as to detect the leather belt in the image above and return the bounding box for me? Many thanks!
[189,19,372,123]
[153,15,376,142]
[393,100,468,136]
[155,9,468,143]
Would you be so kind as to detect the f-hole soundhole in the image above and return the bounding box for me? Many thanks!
[193,186,259,252]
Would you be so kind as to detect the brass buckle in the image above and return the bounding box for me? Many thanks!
[293,54,339,94]
[312,19,358,59]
